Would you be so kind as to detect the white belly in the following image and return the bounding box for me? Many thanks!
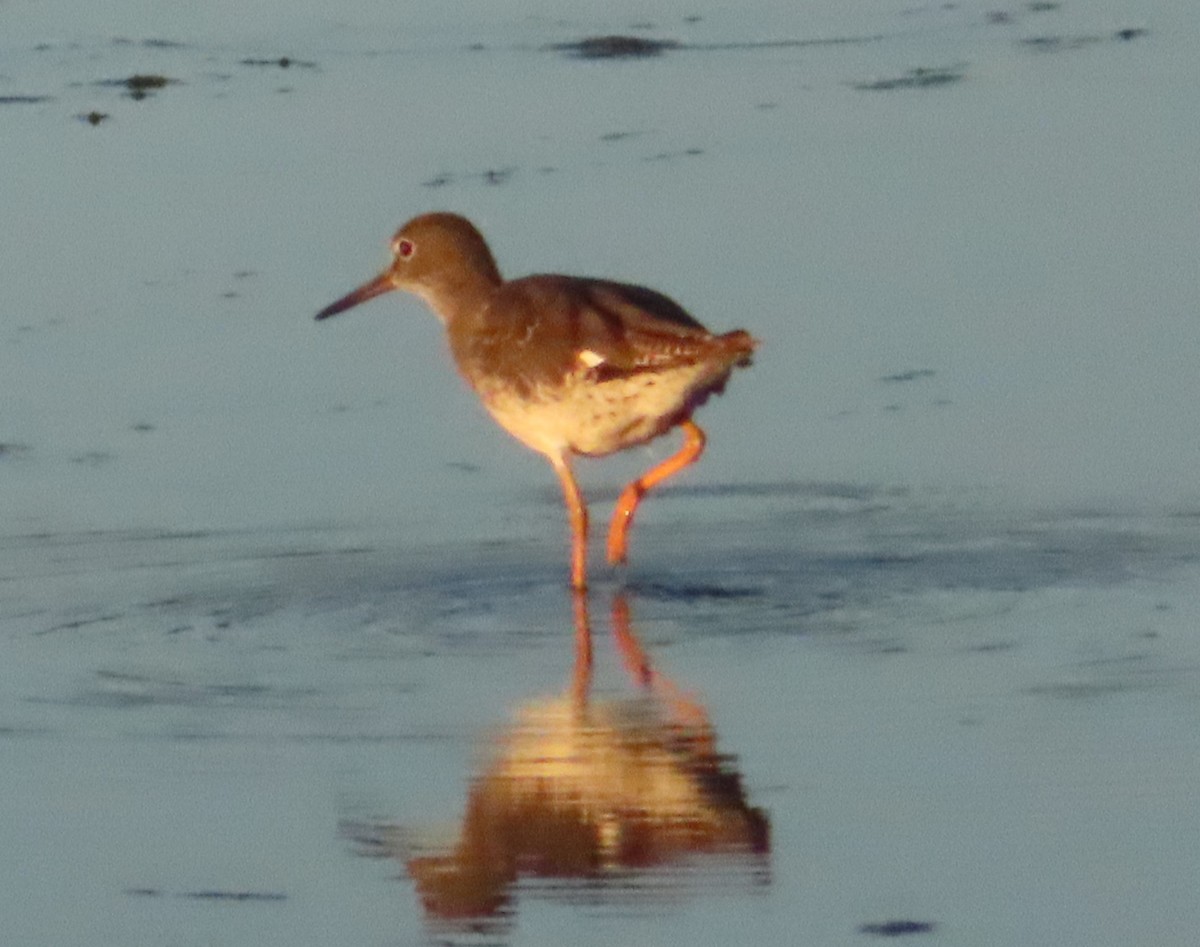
[476,363,723,459]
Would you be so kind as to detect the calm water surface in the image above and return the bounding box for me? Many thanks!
[3,1,1199,945]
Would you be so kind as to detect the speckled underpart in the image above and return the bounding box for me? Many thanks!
[315,212,756,588]
[477,350,744,457]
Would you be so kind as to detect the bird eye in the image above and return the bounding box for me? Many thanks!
[395,238,415,259]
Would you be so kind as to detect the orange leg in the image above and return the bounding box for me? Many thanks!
[606,420,706,567]
[551,454,590,590]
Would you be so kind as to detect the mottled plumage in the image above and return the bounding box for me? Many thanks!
[316,212,756,588]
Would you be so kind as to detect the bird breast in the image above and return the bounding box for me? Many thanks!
[475,359,733,459]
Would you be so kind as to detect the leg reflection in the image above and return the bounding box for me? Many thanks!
[403,586,771,930]
[569,587,592,708]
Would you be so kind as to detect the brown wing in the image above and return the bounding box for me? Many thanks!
[546,276,753,369]
[469,276,755,390]
[575,280,757,381]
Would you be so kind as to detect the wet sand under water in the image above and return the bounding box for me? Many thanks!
[3,489,1200,946]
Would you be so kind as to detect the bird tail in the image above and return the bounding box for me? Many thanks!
[720,329,758,368]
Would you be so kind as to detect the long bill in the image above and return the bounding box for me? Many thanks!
[314,271,396,321]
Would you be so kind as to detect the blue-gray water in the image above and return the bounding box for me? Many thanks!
[3,2,1199,944]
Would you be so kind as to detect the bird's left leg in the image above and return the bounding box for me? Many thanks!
[606,420,706,567]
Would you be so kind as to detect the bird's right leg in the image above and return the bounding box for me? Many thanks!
[551,454,589,590]
[607,420,706,567]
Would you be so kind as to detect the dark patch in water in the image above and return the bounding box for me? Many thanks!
[126,887,286,902]
[600,129,644,142]
[0,724,52,738]
[125,74,172,91]
[1020,29,1146,52]
[61,669,319,711]
[423,167,517,188]
[854,66,965,91]
[696,36,886,52]
[629,581,763,602]
[80,110,109,125]
[967,640,1019,653]
[549,32,886,63]
[1021,35,1094,52]
[112,38,189,49]
[1114,27,1147,42]
[240,56,316,69]
[646,147,704,162]
[70,450,115,467]
[97,74,179,100]
[184,890,287,902]
[1025,680,1132,699]
[338,819,399,858]
[37,612,123,636]
[0,95,54,105]
[482,168,513,185]
[859,920,937,936]
[880,369,936,384]
[666,480,896,504]
[553,35,681,59]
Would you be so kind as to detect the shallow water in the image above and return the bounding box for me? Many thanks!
[3,1,1200,945]
[4,498,1200,945]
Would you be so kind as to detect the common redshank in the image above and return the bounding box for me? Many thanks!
[315,212,755,589]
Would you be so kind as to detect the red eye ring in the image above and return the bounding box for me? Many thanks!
[396,238,415,259]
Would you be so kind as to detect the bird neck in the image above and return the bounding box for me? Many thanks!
[420,272,500,326]
[420,247,503,325]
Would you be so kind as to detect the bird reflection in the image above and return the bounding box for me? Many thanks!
[401,591,770,928]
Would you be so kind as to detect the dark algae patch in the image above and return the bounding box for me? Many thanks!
[112,37,188,49]
[859,920,937,937]
[880,368,936,384]
[126,74,171,90]
[98,74,179,99]
[1020,28,1148,53]
[550,34,882,59]
[552,35,681,59]
[125,888,286,902]
[854,65,965,91]
[240,56,316,69]
[421,167,519,188]
[184,890,287,902]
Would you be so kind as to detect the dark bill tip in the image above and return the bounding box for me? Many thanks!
[314,272,395,321]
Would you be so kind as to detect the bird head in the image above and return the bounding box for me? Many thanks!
[315,212,502,323]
